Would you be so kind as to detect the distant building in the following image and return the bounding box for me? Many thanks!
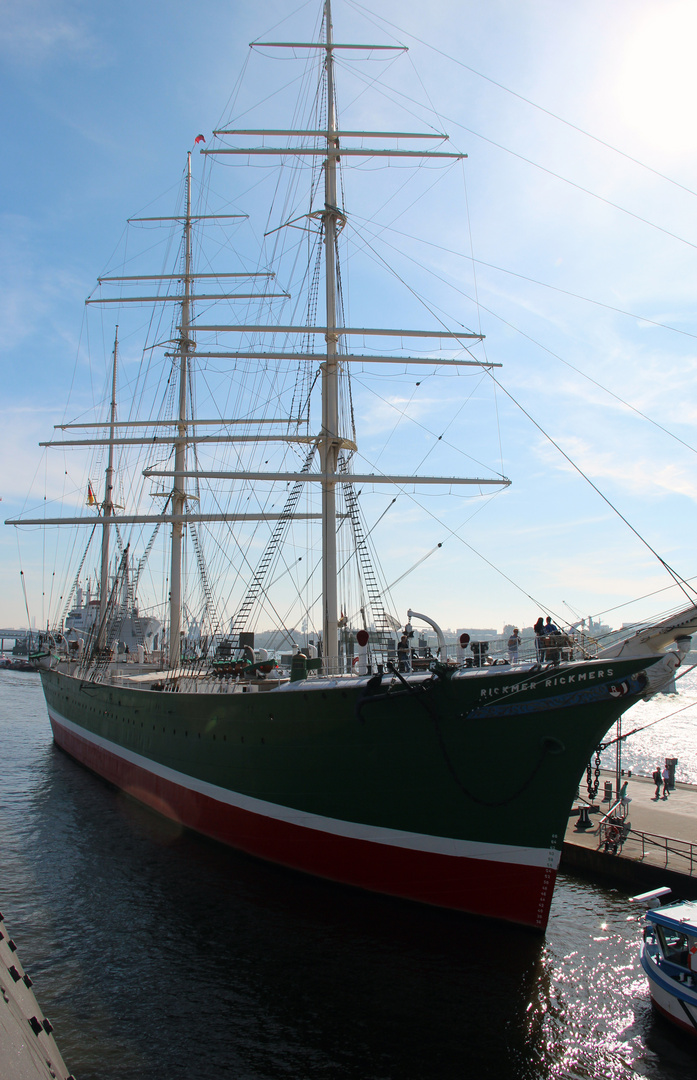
[455,628,498,641]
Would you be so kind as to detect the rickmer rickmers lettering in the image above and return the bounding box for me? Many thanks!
[9,0,697,930]
[478,667,615,697]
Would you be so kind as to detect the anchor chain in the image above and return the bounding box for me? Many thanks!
[586,744,605,800]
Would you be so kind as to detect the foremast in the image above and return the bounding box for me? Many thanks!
[13,155,263,671]
[97,327,119,650]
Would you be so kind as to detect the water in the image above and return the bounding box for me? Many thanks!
[1,670,696,1079]
[599,667,697,784]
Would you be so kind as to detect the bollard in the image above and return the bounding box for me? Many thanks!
[290,653,308,682]
[575,806,593,830]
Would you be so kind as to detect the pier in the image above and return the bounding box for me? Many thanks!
[563,770,697,896]
[0,913,73,1079]
[0,630,30,652]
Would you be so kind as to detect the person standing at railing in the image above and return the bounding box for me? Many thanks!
[397,632,411,673]
[619,780,631,815]
[507,628,521,664]
[534,617,545,660]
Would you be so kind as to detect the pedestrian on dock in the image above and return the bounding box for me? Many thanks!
[662,765,671,799]
[652,766,662,800]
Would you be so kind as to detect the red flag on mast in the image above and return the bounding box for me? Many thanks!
[194,134,206,144]
[87,482,96,506]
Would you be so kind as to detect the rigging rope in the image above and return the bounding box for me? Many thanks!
[347,0,697,202]
[486,371,697,605]
[338,15,697,255]
[350,214,697,458]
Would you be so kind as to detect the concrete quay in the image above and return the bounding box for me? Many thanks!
[562,770,697,897]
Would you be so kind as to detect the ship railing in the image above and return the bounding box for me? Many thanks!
[437,632,593,667]
[357,630,608,668]
[304,632,602,675]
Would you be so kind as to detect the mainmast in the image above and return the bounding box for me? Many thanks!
[194,11,508,675]
[97,327,119,649]
[169,152,194,668]
[321,0,340,669]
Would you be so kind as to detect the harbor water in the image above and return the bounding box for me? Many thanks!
[1,668,696,1079]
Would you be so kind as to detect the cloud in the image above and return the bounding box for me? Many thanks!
[0,404,85,509]
[0,0,96,65]
[534,433,697,501]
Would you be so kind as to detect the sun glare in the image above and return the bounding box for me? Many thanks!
[615,2,697,157]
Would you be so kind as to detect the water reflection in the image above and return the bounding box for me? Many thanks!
[30,762,551,1079]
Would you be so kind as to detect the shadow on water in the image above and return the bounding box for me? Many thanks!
[0,672,693,1079]
[21,739,548,1080]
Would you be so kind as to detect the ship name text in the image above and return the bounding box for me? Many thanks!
[479,668,614,699]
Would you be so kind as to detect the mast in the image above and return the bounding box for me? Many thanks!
[97,327,118,650]
[321,0,340,670]
[197,13,500,673]
[9,18,515,676]
[169,152,193,668]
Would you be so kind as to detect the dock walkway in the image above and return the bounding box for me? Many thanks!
[562,771,697,896]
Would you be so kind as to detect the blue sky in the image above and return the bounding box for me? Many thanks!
[2,0,697,637]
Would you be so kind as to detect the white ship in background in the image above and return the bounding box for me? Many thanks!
[64,578,161,658]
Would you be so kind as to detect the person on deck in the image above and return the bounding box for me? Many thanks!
[544,616,559,634]
[507,628,521,664]
[397,633,411,673]
[662,765,671,799]
[534,617,545,660]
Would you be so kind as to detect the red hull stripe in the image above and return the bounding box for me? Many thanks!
[50,710,558,868]
[48,711,557,926]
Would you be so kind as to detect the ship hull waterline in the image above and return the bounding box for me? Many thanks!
[40,657,656,930]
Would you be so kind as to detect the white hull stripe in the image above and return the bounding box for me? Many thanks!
[50,708,560,870]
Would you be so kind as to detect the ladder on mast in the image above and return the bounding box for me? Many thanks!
[227,445,317,650]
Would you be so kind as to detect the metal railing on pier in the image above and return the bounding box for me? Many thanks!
[621,828,697,878]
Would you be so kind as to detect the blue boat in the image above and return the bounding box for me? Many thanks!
[632,888,697,1037]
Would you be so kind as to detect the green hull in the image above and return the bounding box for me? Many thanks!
[40,655,654,927]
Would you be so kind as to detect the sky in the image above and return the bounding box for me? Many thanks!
[2,0,697,639]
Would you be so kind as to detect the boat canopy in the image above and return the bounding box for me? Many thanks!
[646,900,697,933]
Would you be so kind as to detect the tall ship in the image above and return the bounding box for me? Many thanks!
[7,1,697,929]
